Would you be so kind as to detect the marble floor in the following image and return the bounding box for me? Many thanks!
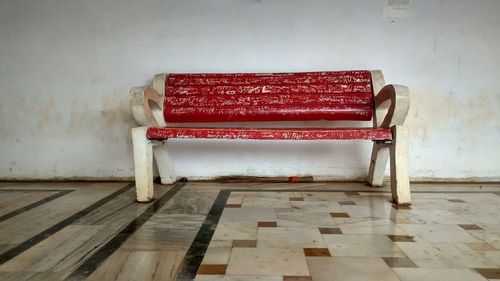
[0,181,499,281]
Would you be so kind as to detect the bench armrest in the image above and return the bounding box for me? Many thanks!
[374,84,410,128]
[130,74,167,127]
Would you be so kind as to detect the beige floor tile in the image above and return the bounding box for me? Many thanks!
[397,242,497,268]
[226,193,244,205]
[393,268,489,281]
[257,227,325,248]
[341,205,397,219]
[451,193,500,204]
[195,275,283,280]
[290,201,340,212]
[323,234,406,257]
[338,218,408,235]
[399,224,481,242]
[256,191,302,199]
[226,248,309,276]
[464,242,498,251]
[212,220,257,240]
[300,192,349,202]
[220,207,276,223]
[202,247,232,265]
[454,208,500,225]
[276,212,337,227]
[469,230,500,249]
[306,256,400,281]
[481,251,500,267]
[403,209,473,225]
[242,197,291,208]
[208,240,233,248]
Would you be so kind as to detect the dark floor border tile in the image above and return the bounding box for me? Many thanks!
[175,190,231,281]
[0,183,134,265]
[64,182,186,281]
[0,190,74,222]
[0,189,73,192]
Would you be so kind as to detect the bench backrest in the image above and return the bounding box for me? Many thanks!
[163,71,374,123]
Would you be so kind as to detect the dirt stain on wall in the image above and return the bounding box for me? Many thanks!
[35,97,58,130]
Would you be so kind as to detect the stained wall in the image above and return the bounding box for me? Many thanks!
[1,0,499,181]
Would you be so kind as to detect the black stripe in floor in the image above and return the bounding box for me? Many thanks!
[0,189,73,192]
[175,190,231,281]
[0,190,74,222]
[0,183,133,265]
[64,181,186,281]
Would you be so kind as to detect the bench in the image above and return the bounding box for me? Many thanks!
[130,70,411,204]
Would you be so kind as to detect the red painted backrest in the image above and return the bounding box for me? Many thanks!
[163,71,374,123]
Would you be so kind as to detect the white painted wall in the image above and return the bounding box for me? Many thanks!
[1,0,499,181]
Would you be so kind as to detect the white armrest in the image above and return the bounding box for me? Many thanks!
[130,87,149,126]
[130,74,167,127]
[374,84,410,128]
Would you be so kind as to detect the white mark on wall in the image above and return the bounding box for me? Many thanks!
[384,0,414,22]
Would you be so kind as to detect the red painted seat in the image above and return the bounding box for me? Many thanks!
[163,71,374,123]
[147,70,385,140]
[147,127,392,141]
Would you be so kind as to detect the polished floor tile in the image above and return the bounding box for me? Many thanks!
[257,227,325,248]
[120,214,205,251]
[393,268,489,281]
[323,234,406,257]
[2,182,500,281]
[306,257,400,281]
[194,275,282,281]
[337,218,407,235]
[212,220,257,241]
[399,224,480,242]
[397,242,497,268]
[277,212,338,227]
[87,250,185,281]
[226,248,310,276]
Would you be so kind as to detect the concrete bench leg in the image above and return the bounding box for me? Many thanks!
[368,142,390,187]
[153,142,176,184]
[132,126,154,202]
[390,125,411,204]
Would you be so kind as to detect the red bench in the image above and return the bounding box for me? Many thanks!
[131,70,410,204]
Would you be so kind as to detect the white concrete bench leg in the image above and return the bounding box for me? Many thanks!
[132,126,154,202]
[390,125,411,204]
[153,142,176,184]
[368,142,390,187]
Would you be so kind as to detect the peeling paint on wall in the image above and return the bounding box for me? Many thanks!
[384,0,414,21]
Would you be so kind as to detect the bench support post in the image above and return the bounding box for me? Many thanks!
[390,125,411,204]
[153,142,176,184]
[368,142,390,187]
[132,126,154,202]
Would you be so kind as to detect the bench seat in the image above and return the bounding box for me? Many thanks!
[146,127,392,141]
[130,70,411,204]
